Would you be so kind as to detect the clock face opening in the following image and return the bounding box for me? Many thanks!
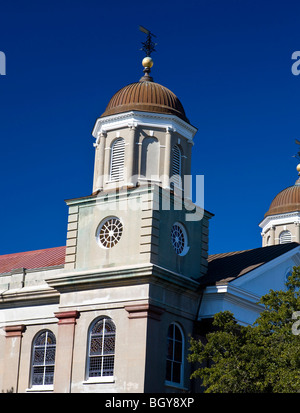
[171,222,189,256]
[97,217,123,249]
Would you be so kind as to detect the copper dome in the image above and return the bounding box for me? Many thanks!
[265,181,300,217]
[101,80,189,123]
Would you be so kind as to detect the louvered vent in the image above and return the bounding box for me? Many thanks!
[172,145,182,187]
[279,230,292,244]
[110,138,125,182]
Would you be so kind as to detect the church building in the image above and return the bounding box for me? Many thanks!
[0,40,299,393]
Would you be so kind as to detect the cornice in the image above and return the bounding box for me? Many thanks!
[0,285,59,307]
[45,263,200,293]
[92,111,197,142]
[259,211,300,231]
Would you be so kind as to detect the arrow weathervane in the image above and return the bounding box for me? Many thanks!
[139,26,157,57]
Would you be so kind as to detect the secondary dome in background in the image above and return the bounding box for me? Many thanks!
[264,173,300,217]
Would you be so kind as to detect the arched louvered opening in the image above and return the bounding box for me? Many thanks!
[171,145,182,188]
[110,138,125,182]
[279,230,292,244]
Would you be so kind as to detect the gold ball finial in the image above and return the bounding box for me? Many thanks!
[142,56,153,68]
[297,164,300,173]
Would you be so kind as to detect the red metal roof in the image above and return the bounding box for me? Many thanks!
[0,246,66,274]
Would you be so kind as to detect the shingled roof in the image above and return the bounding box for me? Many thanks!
[0,246,66,275]
[203,242,300,287]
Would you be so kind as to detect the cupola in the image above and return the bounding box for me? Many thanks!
[91,55,197,194]
[259,164,300,246]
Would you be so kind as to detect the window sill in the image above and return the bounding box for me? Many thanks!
[83,376,115,384]
[26,385,54,392]
[165,381,188,392]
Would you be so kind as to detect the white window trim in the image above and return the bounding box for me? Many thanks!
[110,138,125,182]
[86,317,116,380]
[95,216,123,249]
[171,222,189,256]
[83,376,115,385]
[279,230,292,244]
[26,385,54,392]
[165,322,185,387]
[30,330,56,389]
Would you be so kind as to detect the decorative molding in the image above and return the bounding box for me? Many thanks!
[54,310,80,325]
[125,303,164,320]
[260,211,300,232]
[4,324,26,338]
[92,111,197,142]
[46,261,200,293]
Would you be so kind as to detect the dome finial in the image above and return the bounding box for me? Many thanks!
[296,164,300,185]
[140,56,154,82]
[139,26,157,82]
[294,139,300,184]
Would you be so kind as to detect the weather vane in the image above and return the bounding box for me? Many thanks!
[138,26,157,82]
[293,139,300,161]
[139,25,157,57]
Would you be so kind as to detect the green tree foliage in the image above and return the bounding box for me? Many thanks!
[188,267,300,392]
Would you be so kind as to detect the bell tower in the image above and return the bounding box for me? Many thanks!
[47,31,214,393]
[91,55,197,195]
[62,34,212,278]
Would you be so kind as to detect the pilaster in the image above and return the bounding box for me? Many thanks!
[2,325,26,393]
[93,131,107,193]
[53,310,80,393]
[126,124,137,186]
[162,127,172,188]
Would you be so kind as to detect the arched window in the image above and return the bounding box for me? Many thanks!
[171,145,182,188]
[110,138,125,182]
[87,317,116,379]
[279,230,292,244]
[165,323,184,385]
[30,330,56,387]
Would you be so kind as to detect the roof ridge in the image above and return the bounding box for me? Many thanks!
[208,242,299,259]
[0,245,66,258]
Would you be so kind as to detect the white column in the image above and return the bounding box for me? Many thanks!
[127,124,137,187]
[295,222,300,243]
[92,131,107,193]
[270,226,276,245]
[162,127,172,188]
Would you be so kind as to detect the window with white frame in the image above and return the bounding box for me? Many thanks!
[110,138,125,182]
[171,222,189,256]
[30,330,56,387]
[165,323,184,385]
[279,230,292,244]
[171,145,182,188]
[96,216,123,249]
[87,317,116,379]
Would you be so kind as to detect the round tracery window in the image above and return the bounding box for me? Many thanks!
[171,222,189,256]
[97,217,123,249]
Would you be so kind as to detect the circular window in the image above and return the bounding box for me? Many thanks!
[171,222,189,256]
[97,217,123,249]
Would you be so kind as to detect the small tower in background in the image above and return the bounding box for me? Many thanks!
[260,145,300,246]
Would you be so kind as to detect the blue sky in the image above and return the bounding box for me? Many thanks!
[0,0,300,256]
